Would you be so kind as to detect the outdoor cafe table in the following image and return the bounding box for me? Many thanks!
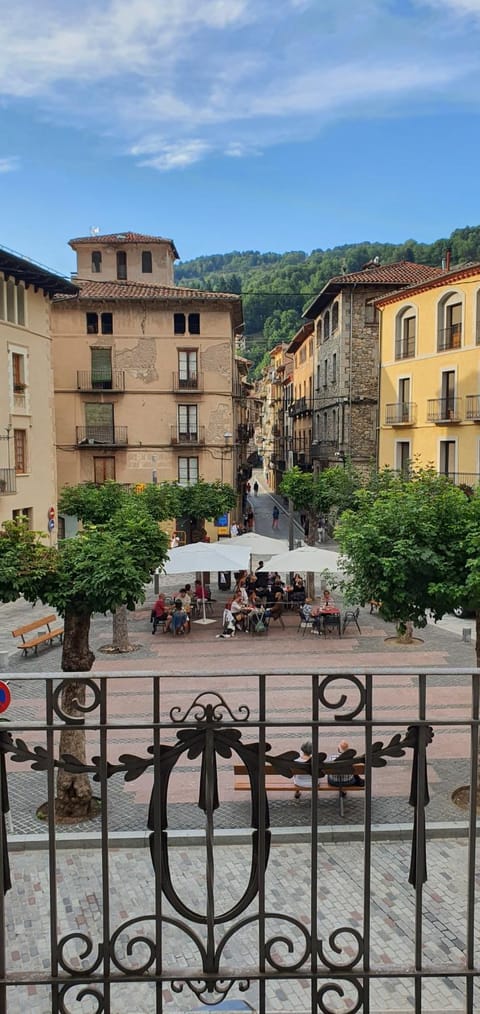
[315,606,342,637]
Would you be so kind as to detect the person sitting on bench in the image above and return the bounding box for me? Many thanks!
[292,740,325,789]
[326,740,365,788]
[151,594,168,634]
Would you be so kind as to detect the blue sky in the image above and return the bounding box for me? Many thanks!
[2,0,480,276]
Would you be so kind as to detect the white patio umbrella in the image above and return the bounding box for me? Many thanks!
[233,532,289,557]
[257,545,342,575]
[162,542,251,624]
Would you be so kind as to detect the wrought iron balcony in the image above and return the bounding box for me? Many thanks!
[172,372,204,393]
[438,471,480,488]
[288,396,312,417]
[76,371,125,392]
[76,426,128,446]
[170,425,205,445]
[427,398,462,423]
[0,667,478,1012]
[0,467,16,494]
[437,323,462,351]
[394,338,415,360]
[385,402,416,426]
[466,395,480,420]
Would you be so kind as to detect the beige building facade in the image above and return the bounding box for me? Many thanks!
[51,233,243,535]
[0,247,77,535]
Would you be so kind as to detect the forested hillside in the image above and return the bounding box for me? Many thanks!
[175,225,480,375]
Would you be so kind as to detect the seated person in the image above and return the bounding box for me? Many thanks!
[326,740,364,787]
[150,594,168,633]
[231,592,250,631]
[245,572,257,595]
[169,600,189,635]
[264,592,285,628]
[216,605,236,639]
[292,740,324,789]
[292,578,306,606]
[248,588,263,609]
[194,579,208,600]
[237,580,249,606]
[176,587,191,610]
[320,588,335,609]
[255,563,269,591]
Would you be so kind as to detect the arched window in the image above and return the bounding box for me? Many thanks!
[395,306,416,360]
[91,251,102,273]
[316,319,322,344]
[324,310,330,340]
[437,291,463,350]
[332,301,339,332]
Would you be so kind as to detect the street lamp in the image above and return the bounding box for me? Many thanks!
[335,450,346,467]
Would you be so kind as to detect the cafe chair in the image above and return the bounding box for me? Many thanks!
[342,607,361,635]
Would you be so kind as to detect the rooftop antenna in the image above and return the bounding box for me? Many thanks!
[90,225,100,236]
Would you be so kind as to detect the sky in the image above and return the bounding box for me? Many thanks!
[1,0,480,276]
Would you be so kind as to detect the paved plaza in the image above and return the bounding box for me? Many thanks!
[1,476,479,1011]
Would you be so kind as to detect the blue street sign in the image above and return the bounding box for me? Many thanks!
[215,514,228,527]
[48,519,55,531]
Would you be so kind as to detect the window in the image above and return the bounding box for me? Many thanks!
[116,251,127,280]
[396,441,410,475]
[332,302,339,332]
[12,506,32,528]
[438,292,463,350]
[308,339,313,358]
[0,278,27,324]
[94,457,116,483]
[12,352,25,391]
[178,456,198,485]
[174,313,186,335]
[6,280,15,322]
[178,350,198,388]
[395,309,416,360]
[85,403,114,442]
[142,250,152,273]
[323,359,328,387]
[86,312,98,334]
[178,404,198,440]
[398,378,411,422]
[324,310,330,340]
[14,429,27,473]
[316,365,321,391]
[316,319,322,344]
[439,440,456,479]
[188,313,200,335]
[365,301,379,325]
[16,286,25,326]
[332,354,337,383]
[441,370,456,417]
[91,348,113,389]
[101,312,113,335]
[91,251,102,273]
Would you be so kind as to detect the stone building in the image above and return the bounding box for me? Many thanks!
[0,245,77,534]
[303,261,443,471]
[51,232,243,536]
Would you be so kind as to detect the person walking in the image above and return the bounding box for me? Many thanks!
[253,481,259,496]
[272,504,280,529]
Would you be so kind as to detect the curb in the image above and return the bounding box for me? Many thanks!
[7,820,471,851]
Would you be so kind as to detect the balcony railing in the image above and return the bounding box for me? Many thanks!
[439,471,480,488]
[466,395,480,420]
[1,667,479,1012]
[170,425,205,445]
[76,425,128,446]
[172,372,204,393]
[0,467,16,494]
[288,396,312,417]
[427,397,462,423]
[438,323,462,351]
[394,338,415,360]
[76,371,125,392]
[385,402,416,425]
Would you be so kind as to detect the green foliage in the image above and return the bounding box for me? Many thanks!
[336,470,469,631]
[280,464,362,519]
[177,480,237,520]
[175,225,480,371]
[58,481,129,524]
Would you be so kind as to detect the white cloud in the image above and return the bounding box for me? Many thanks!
[0,157,19,174]
[0,0,479,171]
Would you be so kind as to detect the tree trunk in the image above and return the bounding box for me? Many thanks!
[112,604,130,652]
[55,609,96,820]
[396,619,414,644]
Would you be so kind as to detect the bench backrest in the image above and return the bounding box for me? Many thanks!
[234,762,365,777]
[12,614,58,638]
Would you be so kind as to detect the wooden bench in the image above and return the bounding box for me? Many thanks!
[12,614,64,656]
[234,762,365,818]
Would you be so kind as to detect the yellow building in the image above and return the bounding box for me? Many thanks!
[378,262,480,484]
[51,232,243,537]
[0,246,77,535]
[286,322,314,471]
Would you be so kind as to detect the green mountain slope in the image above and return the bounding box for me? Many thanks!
[175,225,480,374]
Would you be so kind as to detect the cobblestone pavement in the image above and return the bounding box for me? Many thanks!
[5,837,477,1013]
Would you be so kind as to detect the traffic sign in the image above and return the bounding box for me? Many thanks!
[48,506,55,520]
[0,682,11,714]
[48,519,55,531]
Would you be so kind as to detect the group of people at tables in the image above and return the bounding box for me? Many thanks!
[300,589,341,634]
[150,579,209,635]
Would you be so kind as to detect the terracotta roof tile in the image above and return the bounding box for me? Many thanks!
[326,261,443,286]
[55,278,241,302]
[70,230,177,247]
[375,261,480,307]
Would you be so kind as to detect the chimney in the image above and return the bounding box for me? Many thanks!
[445,248,451,271]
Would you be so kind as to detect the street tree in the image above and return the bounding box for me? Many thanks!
[0,499,169,820]
[336,469,469,643]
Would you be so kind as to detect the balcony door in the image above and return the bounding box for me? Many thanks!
[85,403,114,443]
[398,378,410,421]
[441,371,455,417]
[178,404,197,441]
[91,348,113,390]
[178,350,198,388]
[439,440,456,480]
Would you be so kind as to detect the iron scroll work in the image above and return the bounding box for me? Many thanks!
[3,678,434,1011]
